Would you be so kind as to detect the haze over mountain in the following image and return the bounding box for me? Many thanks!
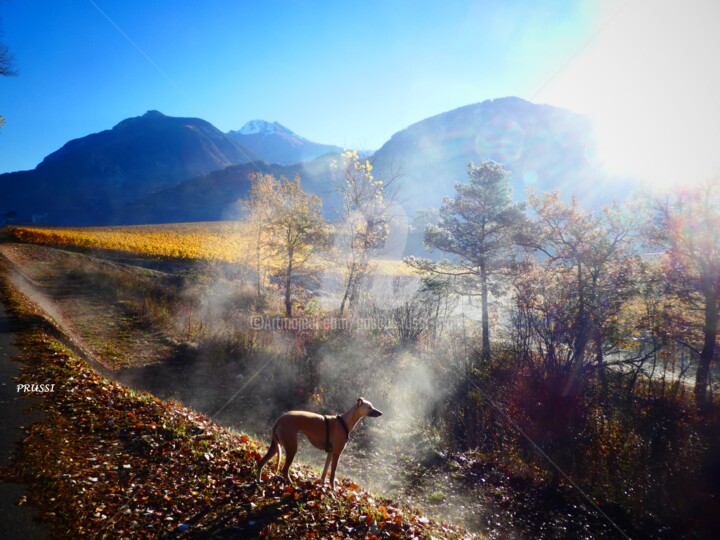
[227,120,342,165]
[115,155,339,225]
[0,111,258,225]
[372,96,615,215]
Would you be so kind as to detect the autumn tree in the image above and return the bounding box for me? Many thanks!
[247,173,281,298]
[518,192,639,391]
[332,150,396,316]
[406,160,525,362]
[267,175,327,317]
[649,179,720,408]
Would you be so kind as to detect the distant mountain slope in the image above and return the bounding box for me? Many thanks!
[228,120,342,165]
[0,111,257,225]
[116,155,339,225]
[371,97,619,214]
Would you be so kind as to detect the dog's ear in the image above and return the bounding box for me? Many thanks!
[357,397,364,407]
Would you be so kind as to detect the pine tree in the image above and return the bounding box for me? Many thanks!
[406,160,525,362]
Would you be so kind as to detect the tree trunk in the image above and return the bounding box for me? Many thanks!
[480,262,490,362]
[348,269,365,310]
[256,225,263,298]
[572,263,590,364]
[695,292,719,409]
[339,263,355,317]
[595,328,608,402]
[285,247,294,317]
[433,301,441,345]
[565,263,590,396]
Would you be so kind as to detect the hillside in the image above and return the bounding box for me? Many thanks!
[4,224,715,538]
[0,111,257,226]
[0,256,467,539]
[372,97,623,214]
[115,154,341,224]
[0,236,628,538]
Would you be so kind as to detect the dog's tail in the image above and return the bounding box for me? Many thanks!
[256,419,281,482]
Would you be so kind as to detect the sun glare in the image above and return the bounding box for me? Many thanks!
[537,0,720,192]
[591,102,720,192]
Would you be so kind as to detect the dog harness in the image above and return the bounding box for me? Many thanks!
[337,414,350,439]
[324,415,351,453]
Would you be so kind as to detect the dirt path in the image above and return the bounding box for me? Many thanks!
[0,297,50,539]
[0,243,177,370]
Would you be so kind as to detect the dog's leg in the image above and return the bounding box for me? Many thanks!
[281,436,298,484]
[275,444,283,474]
[328,452,341,489]
[320,452,332,484]
[256,435,279,482]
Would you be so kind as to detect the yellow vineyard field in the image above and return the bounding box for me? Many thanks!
[8,223,414,276]
[9,222,252,262]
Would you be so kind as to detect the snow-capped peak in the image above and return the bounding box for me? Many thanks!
[237,119,295,136]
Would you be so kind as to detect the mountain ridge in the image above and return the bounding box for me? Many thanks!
[1,98,634,226]
[0,111,258,225]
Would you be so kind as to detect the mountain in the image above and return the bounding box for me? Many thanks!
[1,98,631,228]
[115,155,339,225]
[371,97,621,215]
[227,120,342,165]
[0,111,257,225]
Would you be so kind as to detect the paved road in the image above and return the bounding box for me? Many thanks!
[0,297,49,539]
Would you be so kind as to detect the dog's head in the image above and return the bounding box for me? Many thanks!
[357,397,383,418]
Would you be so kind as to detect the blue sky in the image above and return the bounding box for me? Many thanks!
[1,0,719,187]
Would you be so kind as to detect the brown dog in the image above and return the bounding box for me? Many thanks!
[256,397,382,488]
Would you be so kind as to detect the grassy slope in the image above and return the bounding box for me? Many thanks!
[0,267,468,539]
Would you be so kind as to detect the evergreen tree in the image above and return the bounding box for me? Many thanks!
[406,160,525,362]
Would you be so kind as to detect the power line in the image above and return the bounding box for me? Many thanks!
[532,0,632,101]
[87,0,260,167]
[211,355,277,418]
[88,0,189,100]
